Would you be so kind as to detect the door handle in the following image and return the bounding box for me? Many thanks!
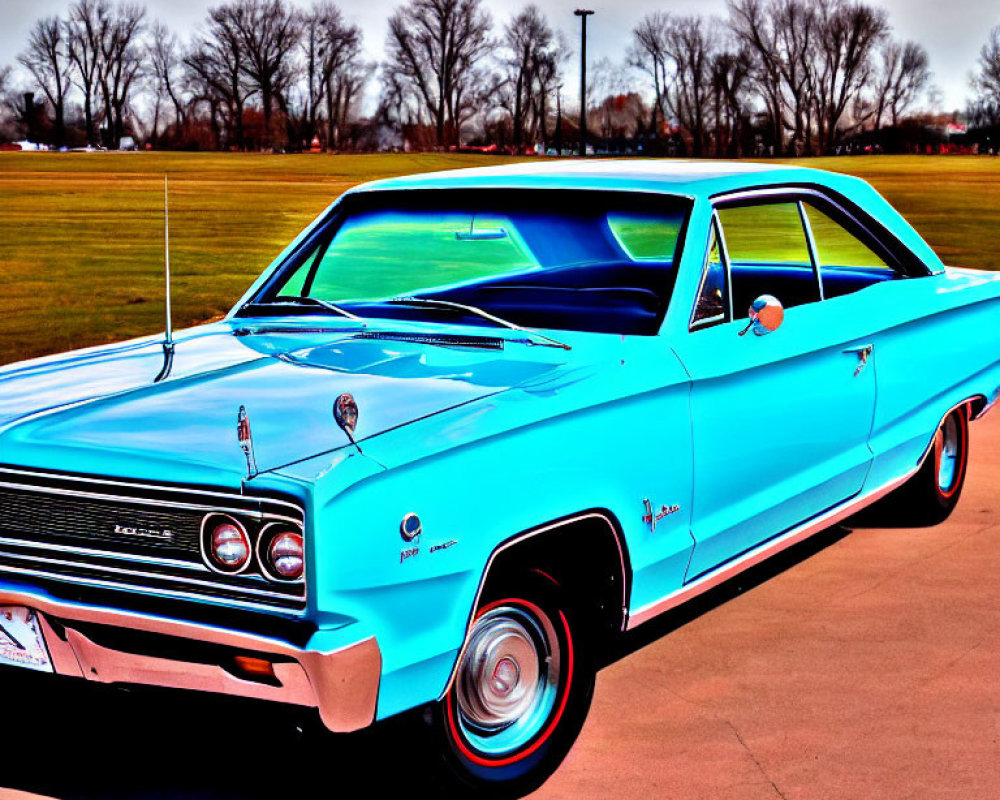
[843,344,874,376]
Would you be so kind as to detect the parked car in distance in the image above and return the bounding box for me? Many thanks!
[0,160,998,796]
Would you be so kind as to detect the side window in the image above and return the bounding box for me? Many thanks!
[717,202,820,316]
[691,221,728,329]
[802,203,897,299]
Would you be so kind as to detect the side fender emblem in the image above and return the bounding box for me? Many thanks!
[643,498,680,532]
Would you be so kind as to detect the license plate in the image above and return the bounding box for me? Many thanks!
[0,606,52,673]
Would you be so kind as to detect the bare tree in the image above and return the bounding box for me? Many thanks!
[67,0,112,146]
[149,21,186,141]
[302,2,365,148]
[186,4,254,149]
[325,60,370,150]
[0,66,18,142]
[664,15,717,157]
[971,26,1000,112]
[771,0,819,154]
[529,35,565,145]
[499,6,561,147]
[98,3,145,147]
[727,0,785,153]
[18,17,74,147]
[385,0,493,146]
[629,12,672,137]
[232,0,301,148]
[710,44,753,157]
[632,12,749,155]
[812,0,888,151]
[874,40,930,129]
[301,4,326,141]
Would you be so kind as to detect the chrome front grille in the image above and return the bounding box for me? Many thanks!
[0,486,204,557]
[0,468,306,615]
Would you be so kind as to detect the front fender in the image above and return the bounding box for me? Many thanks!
[278,338,694,720]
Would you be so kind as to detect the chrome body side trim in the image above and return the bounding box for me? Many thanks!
[0,585,380,733]
[627,400,975,630]
[439,511,628,700]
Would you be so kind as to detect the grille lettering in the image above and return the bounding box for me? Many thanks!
[113,523,174,540]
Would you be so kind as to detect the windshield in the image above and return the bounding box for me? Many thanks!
[243,190,690,335]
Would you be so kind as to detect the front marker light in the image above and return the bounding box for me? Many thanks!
[268,531,304,580]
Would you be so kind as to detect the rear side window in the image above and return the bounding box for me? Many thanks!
[803,203,897,299]
[716,202,820,315]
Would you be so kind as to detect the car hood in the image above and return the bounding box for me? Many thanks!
[0,324,567,485]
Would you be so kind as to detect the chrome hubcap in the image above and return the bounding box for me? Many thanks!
[937,416,959,492]
[455,604,561,755]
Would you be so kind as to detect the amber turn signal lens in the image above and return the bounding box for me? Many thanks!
[233,655,276,680]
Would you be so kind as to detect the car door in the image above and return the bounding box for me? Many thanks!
[671,196,878,581]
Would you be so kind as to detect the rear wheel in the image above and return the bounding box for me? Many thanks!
[861,407,970,527]
[430,576,594,797]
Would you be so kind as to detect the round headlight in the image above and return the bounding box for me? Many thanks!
[268,531,304,580]
[210,520,251,572]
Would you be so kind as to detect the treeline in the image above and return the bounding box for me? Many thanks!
[3,0,1000,155]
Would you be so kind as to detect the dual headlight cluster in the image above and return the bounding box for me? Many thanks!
[201,513,304,582]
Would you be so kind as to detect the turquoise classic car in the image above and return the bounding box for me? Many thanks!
[0,161,997,795]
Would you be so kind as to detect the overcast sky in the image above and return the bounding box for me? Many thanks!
[1,0,995,112]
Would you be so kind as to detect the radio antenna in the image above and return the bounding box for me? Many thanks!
[154,175,175,383]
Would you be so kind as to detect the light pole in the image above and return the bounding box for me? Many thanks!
[574,9,594,157]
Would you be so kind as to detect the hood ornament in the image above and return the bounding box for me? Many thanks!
[237,405,258,479]
[333,393,362,454]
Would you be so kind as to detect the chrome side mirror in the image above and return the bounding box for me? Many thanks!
[739,295,784,337]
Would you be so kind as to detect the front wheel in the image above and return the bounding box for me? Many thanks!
[429,578,594,797]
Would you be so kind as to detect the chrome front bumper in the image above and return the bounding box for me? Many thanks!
[0,586,380,733]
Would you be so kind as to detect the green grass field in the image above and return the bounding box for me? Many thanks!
[0,152,997,366]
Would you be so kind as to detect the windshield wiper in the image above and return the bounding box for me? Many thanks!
[386,297,571,350]
[247,295,366,323]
